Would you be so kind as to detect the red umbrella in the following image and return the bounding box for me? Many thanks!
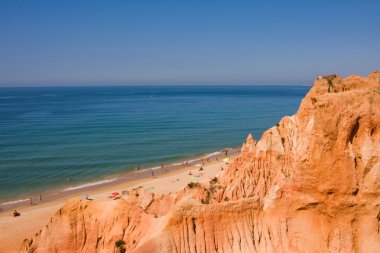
[111,192,119,196]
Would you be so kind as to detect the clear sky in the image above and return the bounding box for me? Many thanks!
[0,0,379,86]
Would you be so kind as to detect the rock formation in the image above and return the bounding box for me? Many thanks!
[21,71,380,253]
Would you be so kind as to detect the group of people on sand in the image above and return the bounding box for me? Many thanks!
[29,194,43,205]
[181,161,190,166]
[13,194,44,217]
[137,151,231,178]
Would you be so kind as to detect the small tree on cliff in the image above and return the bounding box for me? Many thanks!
[115,239,126,253]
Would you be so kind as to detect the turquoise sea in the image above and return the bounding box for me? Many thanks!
[0,85,309,204]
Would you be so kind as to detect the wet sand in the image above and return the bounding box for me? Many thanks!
[0,150,238,253]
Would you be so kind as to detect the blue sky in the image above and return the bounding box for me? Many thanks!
[0,0,379,86]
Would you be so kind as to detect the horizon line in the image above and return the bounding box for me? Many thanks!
[0,82,311,88]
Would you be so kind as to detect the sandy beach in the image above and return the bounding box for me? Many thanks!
[0,153,238,253]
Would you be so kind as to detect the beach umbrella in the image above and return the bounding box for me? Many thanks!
[111,192,119,196]
[223,158,229,162]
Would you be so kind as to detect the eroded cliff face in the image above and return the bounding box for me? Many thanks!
[21,71,380,253]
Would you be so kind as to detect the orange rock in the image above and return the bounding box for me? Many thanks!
[21,71,380,253]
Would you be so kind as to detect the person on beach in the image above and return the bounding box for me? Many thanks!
[39,194,42,202]
[29,196,33,205]
[137,164,140,170]
[150,169,155,177]
[13,210,20,217]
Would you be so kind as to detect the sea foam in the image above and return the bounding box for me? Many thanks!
[63,178,118,192]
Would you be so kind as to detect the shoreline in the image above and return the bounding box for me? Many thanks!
[0,147,240,212]
[0,148,240,253]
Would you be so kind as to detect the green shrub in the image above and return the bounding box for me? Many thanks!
[210,177,218,184]
[187,182,200,188]
[115,239,125,248]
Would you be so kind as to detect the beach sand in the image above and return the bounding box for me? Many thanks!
[0,154,236,253]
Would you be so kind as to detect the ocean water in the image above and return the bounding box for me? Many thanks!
[0,85,309,203]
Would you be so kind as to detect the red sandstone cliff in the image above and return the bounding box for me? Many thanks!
[21,71,380,253]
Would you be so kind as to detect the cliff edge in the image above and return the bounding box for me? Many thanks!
[21,71,380,253]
